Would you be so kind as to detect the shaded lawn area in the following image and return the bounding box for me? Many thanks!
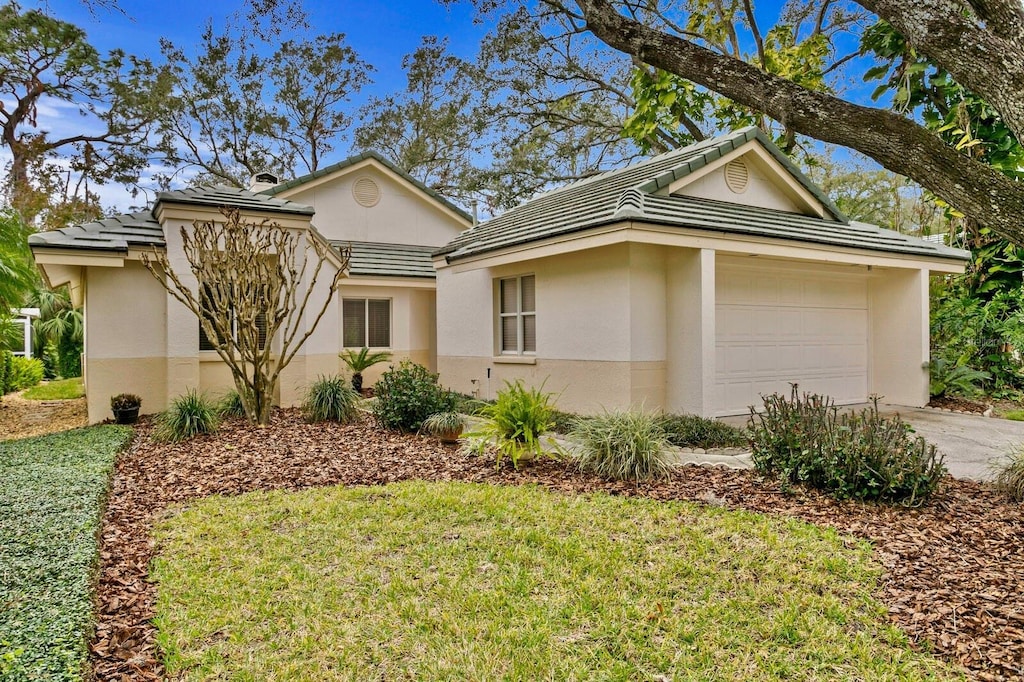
[22,378,85,401]
[0,426,132,680]
[153,481,957,681]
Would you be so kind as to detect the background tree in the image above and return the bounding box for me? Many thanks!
[354,37,485,207]
[556,0,1024,246]
[0,1,172,221]
[141,208,350,425]
[159,23,372,187]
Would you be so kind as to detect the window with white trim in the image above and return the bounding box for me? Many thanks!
[198,285,268,351]
[343,298,391,348]
[499,275,535,354]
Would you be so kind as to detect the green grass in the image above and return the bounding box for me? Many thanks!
[20,377,84,400]
[0,426,133,680]
[1002,409,1024,421]
[153,481,958,681]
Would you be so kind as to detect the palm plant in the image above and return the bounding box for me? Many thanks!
[28,286,83,378]
[0,209,36,311]
[339,347,392,393]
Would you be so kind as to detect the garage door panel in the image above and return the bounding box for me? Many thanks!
[714,263,868,416]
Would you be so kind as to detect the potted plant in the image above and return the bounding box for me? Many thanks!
[110,393,142,424]
[421,411,465,444]
[339,347,393,395]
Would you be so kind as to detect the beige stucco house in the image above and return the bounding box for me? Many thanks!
[30,152,471,423]
[433,127,970,417]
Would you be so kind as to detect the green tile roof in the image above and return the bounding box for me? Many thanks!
[28,211,164,252]
[156,184,315,215]
[436,128,970,264]
[260,150,472,223]
[337,241,437,279]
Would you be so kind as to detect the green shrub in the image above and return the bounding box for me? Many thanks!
[549,408,581,435]
[464,380,560,468]
[749,387,945,506]
[216,390,247,418]
[372,360,455,431]
[0,350,11,394]
[6,356,44,392]
[658,413,747,449]
[994,447,1024,502]
[928,357,991,398]
[572,410,671,481]
[452,393,492,416]
[154,390,219,442]
[302,375,360,423]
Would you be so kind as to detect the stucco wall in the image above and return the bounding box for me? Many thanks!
[868,268,930,406]
[84,261,168,423]
[283,165,464,247]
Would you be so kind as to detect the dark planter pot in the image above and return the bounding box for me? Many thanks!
[112,406,140,425]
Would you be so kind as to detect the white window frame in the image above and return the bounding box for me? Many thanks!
[342,297,392,349]
[498,275,535,355]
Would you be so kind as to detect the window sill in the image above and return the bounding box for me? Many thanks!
[493,355,536,365]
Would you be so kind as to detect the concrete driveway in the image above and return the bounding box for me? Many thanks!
[880,405,1023,481]
[725,405,1023,481]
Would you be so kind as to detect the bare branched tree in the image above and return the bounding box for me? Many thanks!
[142,208,350,424]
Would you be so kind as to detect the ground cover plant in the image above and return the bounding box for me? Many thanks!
[750,389,945,506]
[21,377,84,400]
[0,426,132,680]
[90,413,1024,681]
[152,480,955,680]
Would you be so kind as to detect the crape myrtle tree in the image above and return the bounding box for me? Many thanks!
[555,0,1024,247]
[142,208,351,425]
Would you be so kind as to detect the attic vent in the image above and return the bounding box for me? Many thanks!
[352,176,381,207]
[724,159,749,194]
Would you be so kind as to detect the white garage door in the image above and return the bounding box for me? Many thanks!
[714,259,868,416]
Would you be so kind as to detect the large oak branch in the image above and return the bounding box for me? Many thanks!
[573,0,1024,244]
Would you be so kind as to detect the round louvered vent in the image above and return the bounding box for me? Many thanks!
[352,176,381,207]
[724,159,749,194]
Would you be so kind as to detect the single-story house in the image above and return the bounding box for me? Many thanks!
[29,152,471,423]
[432,127,970,417]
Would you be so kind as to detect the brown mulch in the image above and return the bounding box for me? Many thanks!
[94,410,1024,681]
[0,392,87,440]
[928,395,991,414]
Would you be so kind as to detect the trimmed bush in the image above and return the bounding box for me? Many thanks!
[572,410,672,481]
[154,390,219,442]
[302,375,360,423]
[465,380,559,468]
[995,448,1024,502]
[749,387,946,506]
[372,360,455,432]
[6,356,44,392]
[658,413,747,449]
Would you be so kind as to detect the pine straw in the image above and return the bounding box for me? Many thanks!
[93,410,1024,681]
[0,393,87,441]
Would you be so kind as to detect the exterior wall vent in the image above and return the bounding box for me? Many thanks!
[724,159,749,194]
[352,176,381,207]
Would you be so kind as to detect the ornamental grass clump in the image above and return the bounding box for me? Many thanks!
[465,380,560,468]
[215,390,246,418]
[154,390,219,442]
[749,387,945,506]
[572,409,672,481]
[301,375,360,423]
[994,447,1024,502]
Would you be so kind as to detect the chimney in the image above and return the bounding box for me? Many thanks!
[249,171,280,193]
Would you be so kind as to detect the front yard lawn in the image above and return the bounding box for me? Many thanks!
[0,426,132,680]
[21,377,85,401]
[153,480,956,680]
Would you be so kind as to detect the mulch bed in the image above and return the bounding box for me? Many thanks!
[0,393,87,441]
[93,410,1024,681]
[928,395,991,414]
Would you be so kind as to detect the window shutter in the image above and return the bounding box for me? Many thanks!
[501,317,518,353]
[255,311,268,349]
[500,278,518,314]
[520,275,535,312]
[342,299,366,347]
[367,299,391,348]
